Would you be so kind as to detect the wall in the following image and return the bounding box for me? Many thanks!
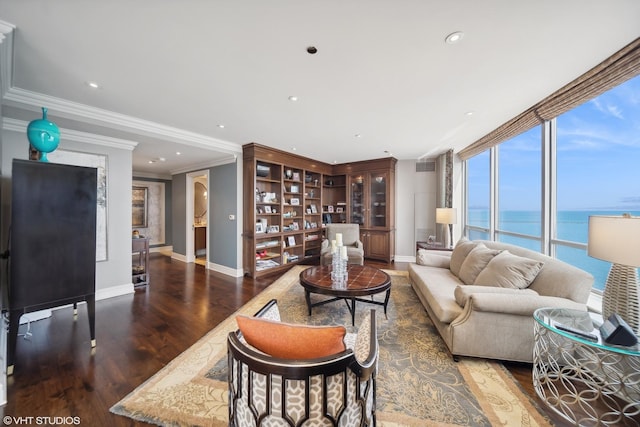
[395,159,438,262]
[1,127,134,299]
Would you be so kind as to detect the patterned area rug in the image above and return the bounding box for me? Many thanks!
[111,266,551,426]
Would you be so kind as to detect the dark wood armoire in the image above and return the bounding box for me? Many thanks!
[7,159,97,375]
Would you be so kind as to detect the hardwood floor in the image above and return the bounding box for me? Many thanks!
[1,254,568,426]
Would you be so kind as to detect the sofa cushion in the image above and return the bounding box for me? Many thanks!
[473,250,544,289]
[416,249,451,268]
[409,264,464,323]
[458,244,501,285]
[454,284,539,307]
[236,315,346,359]
[449,239,478,277]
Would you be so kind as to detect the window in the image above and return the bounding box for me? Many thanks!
[466,150,490,240]
[464,74,640,293]
[555,75,640,291]
[497,126,541,249]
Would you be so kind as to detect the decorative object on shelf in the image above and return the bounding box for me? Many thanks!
[588,213,640,334]
[285,169,293,179]
[436,207,457,249]
[27,107,60,162]
[257,164,270,177]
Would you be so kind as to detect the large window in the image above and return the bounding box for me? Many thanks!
[464,74,640,292]
[497,126,541,251]
[466,150,490,240]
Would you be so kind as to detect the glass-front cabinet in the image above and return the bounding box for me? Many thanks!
[349,171,390,229]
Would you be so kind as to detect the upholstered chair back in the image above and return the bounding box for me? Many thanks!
[227,299,377,426]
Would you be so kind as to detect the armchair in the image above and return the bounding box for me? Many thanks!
[321,223,365,266]
[227,299,378,426]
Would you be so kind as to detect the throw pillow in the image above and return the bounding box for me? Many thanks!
[236,315,346,359]
[416,249,451,268]
[457,244,501,285]
[449,238,477,277]
[473,250,544,289]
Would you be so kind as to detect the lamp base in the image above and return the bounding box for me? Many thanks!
[602,263,640,335]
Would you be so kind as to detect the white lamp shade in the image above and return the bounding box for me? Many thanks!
[588,215,640,267]
[436,208,457,225]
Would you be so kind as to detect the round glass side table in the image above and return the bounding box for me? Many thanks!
[533,307,640,426]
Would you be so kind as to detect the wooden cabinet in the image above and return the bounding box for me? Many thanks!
[343,159,396,263]
[243,144,332,277]
[243,143,396,277]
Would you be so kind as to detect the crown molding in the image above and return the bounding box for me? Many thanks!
[0,20,16,98]
[3,87,242,154]
[3,117,137,151]
[169,154,237,176]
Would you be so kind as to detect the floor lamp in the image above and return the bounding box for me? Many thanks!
[588,214,640,335]
[436,208,457,249]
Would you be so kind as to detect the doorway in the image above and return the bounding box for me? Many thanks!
[186,170,210,266]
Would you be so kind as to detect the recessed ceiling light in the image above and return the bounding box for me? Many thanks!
[307,46,318,54]
[148,160,155,164]
[176,151,181,155]
[445,31,464,44]
[292,147,297,151]
[465,111,474,116]
[355,134,362,138]
[288,96,298,102]
[159,157,166,162]
[86,81,100,89]
[217,124,225,129]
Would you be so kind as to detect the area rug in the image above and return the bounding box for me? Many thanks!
[111,266,552,427]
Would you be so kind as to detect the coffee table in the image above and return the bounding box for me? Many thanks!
[299,265,391,325]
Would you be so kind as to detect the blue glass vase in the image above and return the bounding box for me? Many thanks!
[27,107,60,162]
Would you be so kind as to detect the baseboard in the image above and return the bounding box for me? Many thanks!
[394,254,416,263]
[96,283,135,300]
[207,262,244,277]
[171,252,188,263]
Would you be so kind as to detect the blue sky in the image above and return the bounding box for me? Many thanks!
[468,74,640,211]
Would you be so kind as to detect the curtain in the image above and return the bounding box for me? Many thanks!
[435,149,453,242]
[459,37,640,160]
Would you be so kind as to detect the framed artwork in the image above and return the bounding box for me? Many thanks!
[256,222,265,233]
[264,205,272,213]
[132,186,148,228]
[290,198,300,205]
[287,236,296,246]
[327,205,334,213]
[336,207,344,213]
[290,184,299,193]
[310,204,318,213]
[267,225,279,233]
[292,172,301,181]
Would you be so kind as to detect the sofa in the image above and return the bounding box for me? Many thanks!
[408,239,594,363]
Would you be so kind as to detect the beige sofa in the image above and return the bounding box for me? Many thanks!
[408,239,594,363]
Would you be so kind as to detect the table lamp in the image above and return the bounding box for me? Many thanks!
[436,208,457,249]
[588,214,640,335]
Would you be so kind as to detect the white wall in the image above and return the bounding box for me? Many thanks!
[1,127,134,299]
[395,159,438,262]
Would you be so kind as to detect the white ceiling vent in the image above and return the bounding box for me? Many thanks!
[416,160,436,172]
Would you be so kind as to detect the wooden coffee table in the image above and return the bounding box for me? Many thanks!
[299,265,391,325]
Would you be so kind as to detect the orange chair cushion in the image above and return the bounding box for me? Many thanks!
[236,315,347,359]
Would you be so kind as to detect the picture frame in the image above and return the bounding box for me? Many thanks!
[256,222,265,233]
[132,186,148,228]
[267,225,279,233]
[290,198,300,205]
[310,204,318,213]
[287,236,296,246]
[290,184,299,193]
[256,207,263,214]
[327,205,334,213]
[306,208,312,214]
[264,205,272,213]
[336,207,343,213]
[291,221,299,230]
[292,172,301,181]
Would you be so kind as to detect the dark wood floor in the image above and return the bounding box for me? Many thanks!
[1,253,568,426]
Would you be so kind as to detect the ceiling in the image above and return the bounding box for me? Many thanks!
[1,1,639,177]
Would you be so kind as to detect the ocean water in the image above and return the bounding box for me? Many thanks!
[467,209,640,292]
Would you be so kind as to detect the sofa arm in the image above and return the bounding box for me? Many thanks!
[454,285,538,307]
[463,293,587,317]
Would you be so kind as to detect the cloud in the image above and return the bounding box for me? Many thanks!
[590,98,624,119]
